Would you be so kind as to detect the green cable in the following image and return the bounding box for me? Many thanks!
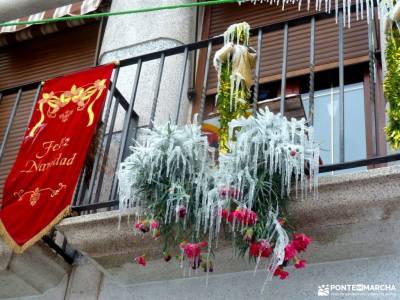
[0,0,242,28]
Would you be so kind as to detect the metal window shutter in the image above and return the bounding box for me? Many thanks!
[0,21,99,202]
[206,2,369,94]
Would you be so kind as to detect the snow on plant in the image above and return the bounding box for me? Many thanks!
[117,122,214,252]
[207,108,318,289]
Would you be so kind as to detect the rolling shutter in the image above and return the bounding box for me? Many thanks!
[0,21,100,202]
[205,2,369,94]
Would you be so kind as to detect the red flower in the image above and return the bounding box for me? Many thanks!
[135,255,146,266]
[232,208,257,226]
[220,208,229,219]
[274,267,289,280]
[284,243,297,261]
[295,259,306,269]
[177,206,187,219]
[184,243,201,258]
[220,208,234,223]
[199,241,208,248]
[249,241,272,258]
[292,233,312,252]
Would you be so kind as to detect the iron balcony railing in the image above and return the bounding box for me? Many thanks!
[0,5,396,221]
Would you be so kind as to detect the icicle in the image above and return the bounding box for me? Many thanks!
[336,0,339,22]
[361,0,364,20]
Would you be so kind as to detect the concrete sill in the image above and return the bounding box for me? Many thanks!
[57,166,400,283]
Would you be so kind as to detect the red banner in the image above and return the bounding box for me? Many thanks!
[0,64,114,253]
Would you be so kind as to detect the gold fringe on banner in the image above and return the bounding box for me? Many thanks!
[0,206,71,254]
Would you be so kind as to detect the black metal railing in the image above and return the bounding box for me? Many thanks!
[0,4,392,222]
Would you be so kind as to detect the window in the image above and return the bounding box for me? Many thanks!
[302,83,366,172]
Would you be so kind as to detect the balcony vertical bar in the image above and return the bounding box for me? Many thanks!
[93,99,120,208]
[253,28,263,114]
[86,66,120,206]
[28,83,43,121]
[198,40,212,124]
[0,88,22,164]
[93,97,121,208]
[280,23,288,115]
[76,168,88,206]
[109,59,143,202]
[338,10,345,163]
[149,53,165,129]
[72,170,84,206]
[309,17,316,125]
[175,47,189,124]
[367,7,377,157]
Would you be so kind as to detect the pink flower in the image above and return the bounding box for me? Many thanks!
[150,219,159,229]
[295,259,306,269]
[135,255,146,266]
[292,233,312,252]
[134,221,149,233]
[274,267,289,280]
[177,206,187,219]
[184,243,201,258]
[135,222,142,230]
[249,241,272,258]
[284,243,297,261]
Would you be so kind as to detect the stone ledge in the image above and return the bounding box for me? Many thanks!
[57,166,400,281]
[0,240,71,299]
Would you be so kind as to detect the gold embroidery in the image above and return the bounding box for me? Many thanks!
[29,79,107,137]
[14,183,67,206]
[59,109,74,122]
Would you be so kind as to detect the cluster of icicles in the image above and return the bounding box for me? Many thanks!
[213,22,254,114]
[240,0,381,26]
[117,108,319,292]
